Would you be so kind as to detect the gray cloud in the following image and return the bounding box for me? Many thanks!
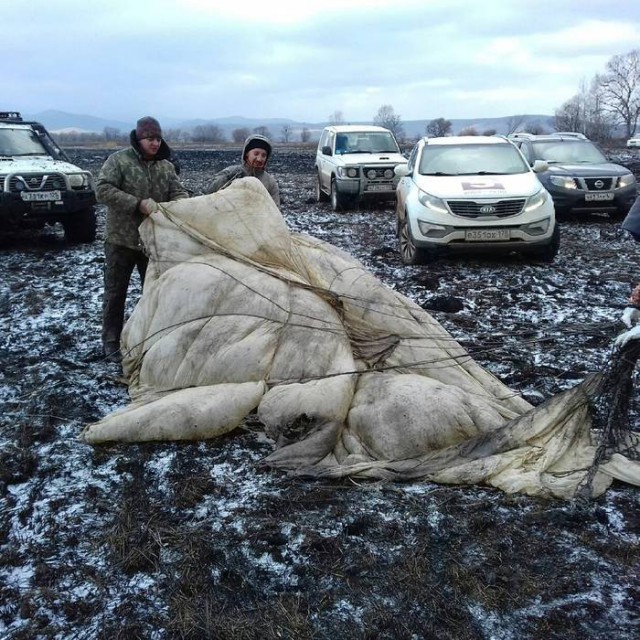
[3,0,640,123]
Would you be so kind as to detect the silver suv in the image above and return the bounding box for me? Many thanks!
[0,111,96,241]
[315,124,407,210]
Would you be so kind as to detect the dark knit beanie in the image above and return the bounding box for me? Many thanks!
[136,116,162,140]
[244,137,271,158]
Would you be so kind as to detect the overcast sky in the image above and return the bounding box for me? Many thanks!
[4,0,640,125]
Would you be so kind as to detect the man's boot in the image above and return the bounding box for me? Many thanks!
[103,340,122,364]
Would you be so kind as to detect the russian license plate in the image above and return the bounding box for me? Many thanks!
[366,184,389,191]
[585,192,614,201]
[21,191,61,202]
[465,228,510,242]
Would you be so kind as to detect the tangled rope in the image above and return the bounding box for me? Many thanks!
[576,337,640,503]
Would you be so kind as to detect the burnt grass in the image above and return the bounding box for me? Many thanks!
[1,146,640,639]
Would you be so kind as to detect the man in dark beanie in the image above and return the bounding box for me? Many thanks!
[204,134,280,206]
[95,116,188,364]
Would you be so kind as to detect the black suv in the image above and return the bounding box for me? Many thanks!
[509,132,637,218]
[0,111,97,241]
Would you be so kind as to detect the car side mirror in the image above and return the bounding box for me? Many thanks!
[322,145,332,156]
[394,163,410,178]
[532,160,549,173]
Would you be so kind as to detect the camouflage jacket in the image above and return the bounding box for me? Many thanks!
[204,164,280,207]
[203,134,280,206]
[96,137,188,250]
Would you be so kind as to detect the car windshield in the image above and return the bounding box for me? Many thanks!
[335,132,400,155]
[530,140,607,164]
[418,143,529,176]
[0,128,49,156]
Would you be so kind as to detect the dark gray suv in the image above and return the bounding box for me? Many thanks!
[509,132,637,218]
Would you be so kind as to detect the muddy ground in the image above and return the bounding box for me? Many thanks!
[1,147,639,639]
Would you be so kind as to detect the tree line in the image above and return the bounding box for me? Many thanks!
[56,124,313,146]
[56,48,639,147]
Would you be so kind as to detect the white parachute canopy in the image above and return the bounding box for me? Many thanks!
[82,178,640,500]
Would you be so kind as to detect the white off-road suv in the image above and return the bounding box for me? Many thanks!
[315,124,407,210]
[0,111,96,242]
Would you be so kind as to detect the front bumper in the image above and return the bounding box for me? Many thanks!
[0,190,96,227]
[545,183,637,215]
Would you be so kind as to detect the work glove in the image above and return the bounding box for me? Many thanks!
[614,325,640,349]
[621,306,640,328]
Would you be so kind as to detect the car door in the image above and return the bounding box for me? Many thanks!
[395,144,418,217]
[317,130,335,193]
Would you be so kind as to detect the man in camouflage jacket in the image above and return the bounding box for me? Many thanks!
[96,116,188,363]
[204,134,280,206]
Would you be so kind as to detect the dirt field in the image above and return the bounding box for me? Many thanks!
[0,147,639,639]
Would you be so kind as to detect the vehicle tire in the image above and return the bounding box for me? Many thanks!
[397,215,431,265]
[316,173,329,203]
[63,208,97,243]
[330,179,352,211]
[527,224,560,263]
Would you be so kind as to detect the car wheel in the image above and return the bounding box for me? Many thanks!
[330,179,352,211]
[397,215,431,265]
[63,208,97,243]
[315,173,329,203]
[527,224,560,263]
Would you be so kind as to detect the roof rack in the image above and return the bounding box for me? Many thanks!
[0,111,23,122]
[552,131,587,139]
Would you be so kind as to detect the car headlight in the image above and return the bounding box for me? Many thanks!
[549,175,578,189]
[417,190,448,214]
[337,166,359,179]
[524,188,550,213]
[68,173,89,188]
[618,173,637,188]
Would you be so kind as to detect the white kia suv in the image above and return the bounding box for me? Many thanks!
[394,136,558,263]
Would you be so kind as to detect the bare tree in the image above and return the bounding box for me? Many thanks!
[232,127,251,143]
[300,127,311,143]
[555,79,616,142]
[555,95,583,133]
[596,49,640,138]
[425,117,452,137]
[280,125,291,144]
[505,114,527,135]
[103,126,120,142]
[373,104,405,141]
[328,110,345,125]
[523,121,548,135]
[192,124,225,143]
[164,128,182,143]
[458,126,479,136]
[253,126,272,139]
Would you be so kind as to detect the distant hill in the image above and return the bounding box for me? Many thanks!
[21,109,556,141]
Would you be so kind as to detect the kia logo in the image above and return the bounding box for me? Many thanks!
[594,179,604,189]
[479,205,496,214]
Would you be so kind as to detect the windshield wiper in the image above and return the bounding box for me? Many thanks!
[422,171,458,176]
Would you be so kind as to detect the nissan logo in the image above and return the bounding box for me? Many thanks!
[479,205,496,214]
[594,179,604,189]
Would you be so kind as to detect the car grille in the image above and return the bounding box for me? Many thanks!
[446,199,526,218]
[582,177,615,191]
[7,173,67,192]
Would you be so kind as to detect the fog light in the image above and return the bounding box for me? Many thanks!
[417,220,449,238]
[523,218,551,236]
